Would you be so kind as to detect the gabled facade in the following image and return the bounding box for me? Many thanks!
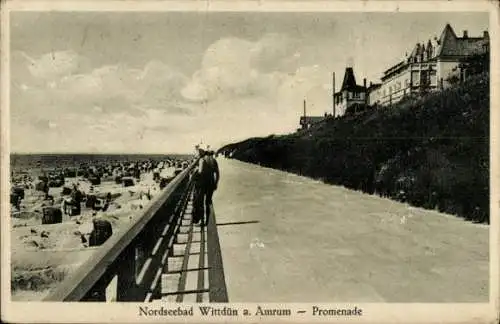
[333,67,367,117]
[368,24,489,106]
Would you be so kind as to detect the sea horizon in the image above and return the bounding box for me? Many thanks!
[9,152,195,172]
[10,152,196,156]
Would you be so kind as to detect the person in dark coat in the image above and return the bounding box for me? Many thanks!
[193,149,220,226]
[191,149,205,225]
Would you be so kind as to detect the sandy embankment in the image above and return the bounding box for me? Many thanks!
[11,171,166,301]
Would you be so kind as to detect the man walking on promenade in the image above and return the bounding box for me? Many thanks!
[193,148,220,226]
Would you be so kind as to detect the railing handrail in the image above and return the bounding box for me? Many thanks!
[43,158,199,301]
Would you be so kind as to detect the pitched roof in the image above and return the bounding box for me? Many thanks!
[426,39,433,49]
[382,60,407,78]
[341,67,357,91]
[300,116,325,124]
[338,67,366,93]
[368,83,382,91]
[377,24,488,83]
[437,23,488,58]
[414,43,424,56]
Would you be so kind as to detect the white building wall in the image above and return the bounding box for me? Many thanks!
[377,62,441,106]
[410,62,438,88]
[334,90,367,116]
[346,92,366,106]
[368,88,382,106]
[334,96,347,117]
[379,68,411,105]
[437,60,460,88]
[368,88,380,106]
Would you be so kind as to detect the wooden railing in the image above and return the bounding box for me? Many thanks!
[44,159,199,302]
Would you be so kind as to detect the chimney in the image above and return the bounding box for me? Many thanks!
[363,78,367,89]
[370,81,373,87]
[484,30,489,39]
[463,30,468,38]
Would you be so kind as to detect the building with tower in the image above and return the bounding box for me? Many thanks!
[299,23,489,127]
[333,67,368,117]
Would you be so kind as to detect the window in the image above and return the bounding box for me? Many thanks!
[430,70,437,85]
[411,71,420,86]
[420,70,430,87]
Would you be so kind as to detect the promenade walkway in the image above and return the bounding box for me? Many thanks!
[212,158,489,302]
[41,157,489,303]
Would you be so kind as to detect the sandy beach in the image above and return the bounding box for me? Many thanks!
[10,162,181,301]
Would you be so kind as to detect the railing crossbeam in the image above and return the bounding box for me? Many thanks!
[43,159,199,302]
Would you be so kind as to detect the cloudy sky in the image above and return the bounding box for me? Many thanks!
[10,11,488,153]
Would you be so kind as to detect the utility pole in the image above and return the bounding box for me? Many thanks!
[332,72,336,117]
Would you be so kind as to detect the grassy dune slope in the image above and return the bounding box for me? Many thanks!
[220,68,489,224]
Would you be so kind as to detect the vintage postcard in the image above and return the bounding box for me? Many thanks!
[1,0,499,323]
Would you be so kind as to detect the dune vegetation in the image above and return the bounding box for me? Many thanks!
[219,53,490,224]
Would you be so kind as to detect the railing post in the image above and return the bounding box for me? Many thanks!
[81,270,117,302]
[135,243,146,276]
[42,159,200,302]
[117,245,138,301]
[83,286,107,302]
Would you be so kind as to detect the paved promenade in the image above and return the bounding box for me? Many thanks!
[212,158,489,302]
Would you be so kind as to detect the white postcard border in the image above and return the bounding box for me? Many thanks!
[1,1,498,323]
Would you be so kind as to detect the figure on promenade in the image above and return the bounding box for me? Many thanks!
[192,147,220,226]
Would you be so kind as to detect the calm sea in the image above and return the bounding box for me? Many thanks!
[10,153,194,173]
